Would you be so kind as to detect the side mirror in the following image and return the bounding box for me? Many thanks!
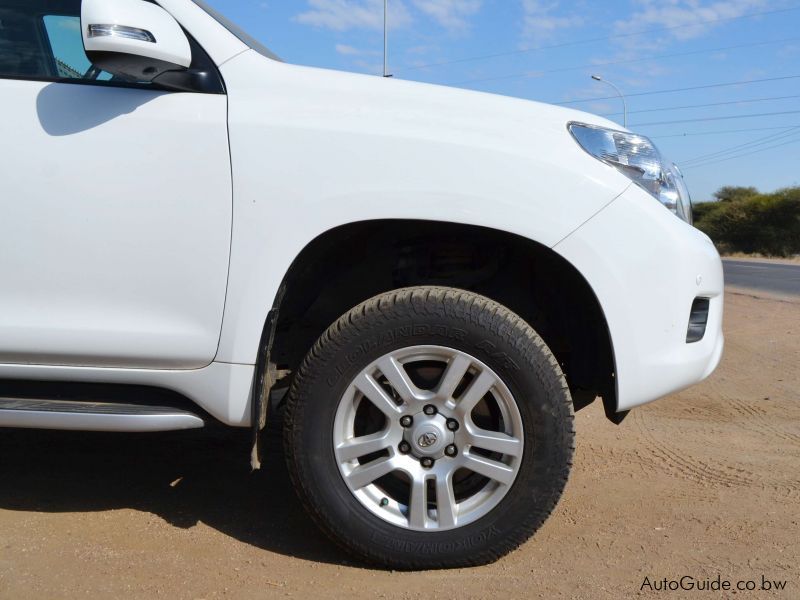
[81,0,191,82]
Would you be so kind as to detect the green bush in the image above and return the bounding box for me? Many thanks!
[693,187,800,257]
[712,186,759,203]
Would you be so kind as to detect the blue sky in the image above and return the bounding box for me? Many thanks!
[204,0,800,202]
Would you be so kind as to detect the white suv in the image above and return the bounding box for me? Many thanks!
[0,0,723,569]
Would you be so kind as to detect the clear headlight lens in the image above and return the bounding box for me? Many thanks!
[568,122,693,224]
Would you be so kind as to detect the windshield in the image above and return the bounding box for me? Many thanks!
[190,0,281,61]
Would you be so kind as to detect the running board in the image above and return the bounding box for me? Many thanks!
[0,398,204,432]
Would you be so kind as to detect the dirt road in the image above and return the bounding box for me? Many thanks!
[1,289,798,599]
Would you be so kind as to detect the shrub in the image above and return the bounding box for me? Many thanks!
[694,187,800,257]
[713,186,759,203]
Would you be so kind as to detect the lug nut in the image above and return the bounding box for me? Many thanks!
[423,404,437,416]
[420,457,434,469]
[445,444,458,457]
[398,441,411,454]
[400,415,413,428]
[446,419,459,431]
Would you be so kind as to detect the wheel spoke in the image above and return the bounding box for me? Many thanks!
[466,427,522,457]
[436,353,472,402]
[345,456,397,489]
[454,369,496,418]
[462,453,516,486]
[334,344,525,532]
[336,430,392,463]
[376,355,424,404]
[408,474,428,529]
[353,372,402,417]
[435,473,457,528]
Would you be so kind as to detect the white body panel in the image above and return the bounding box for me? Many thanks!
[153,0,249,66]
[0,79,231,369]
[0,0,724,425]
[555,185,724,411]
[216,50,632,365]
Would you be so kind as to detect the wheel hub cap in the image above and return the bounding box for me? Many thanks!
[407,413,452,458]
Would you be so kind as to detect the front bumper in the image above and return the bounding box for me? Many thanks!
[554,184,724,412]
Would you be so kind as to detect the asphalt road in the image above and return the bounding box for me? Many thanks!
[723,259,800,296]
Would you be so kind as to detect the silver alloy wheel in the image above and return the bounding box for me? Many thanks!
[333,345,524,531]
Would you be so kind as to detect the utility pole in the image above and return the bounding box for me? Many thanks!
[591,75,627,127]
[383,0,392,77]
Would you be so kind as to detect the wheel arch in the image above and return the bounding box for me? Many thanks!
[262,219,619,422]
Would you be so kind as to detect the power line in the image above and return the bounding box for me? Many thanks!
[651,125,800,139]
[552,75,800,106]
[633,109,800,127]
[685,137,800,169]
[452,37,800,86]
[600,94,800,117]
[397,5,800,73]
[681,128,800,164]
[680,128,800,165]
[682,137,800,170]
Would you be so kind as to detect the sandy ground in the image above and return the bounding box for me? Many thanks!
[1,289,798,599]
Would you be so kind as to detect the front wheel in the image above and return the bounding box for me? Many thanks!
[284,287,574,569]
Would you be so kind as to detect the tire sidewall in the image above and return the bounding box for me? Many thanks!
[286,290,573,566]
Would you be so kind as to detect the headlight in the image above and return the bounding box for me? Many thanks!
[568,122,693,224]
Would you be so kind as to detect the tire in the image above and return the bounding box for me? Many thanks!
[284,287,574,569]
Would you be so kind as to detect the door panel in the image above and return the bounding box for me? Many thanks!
[0,79,231,368]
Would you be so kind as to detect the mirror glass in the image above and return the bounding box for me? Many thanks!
[43,15,111,80]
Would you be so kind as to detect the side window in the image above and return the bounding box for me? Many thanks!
[42,15,111,81]
[0,5,52,78]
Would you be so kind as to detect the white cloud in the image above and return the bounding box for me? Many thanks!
[335,43,382,58]
[295,0,412,31]
[613,0,769,42]
[411,0,482,32]
[335,43,362,55]
[520,0,583,45]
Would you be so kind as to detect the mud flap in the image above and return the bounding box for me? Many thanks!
[250,292,283,470]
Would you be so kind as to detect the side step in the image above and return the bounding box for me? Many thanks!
[0,398,204,432]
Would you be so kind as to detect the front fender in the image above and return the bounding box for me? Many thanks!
[214,51,630,364]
